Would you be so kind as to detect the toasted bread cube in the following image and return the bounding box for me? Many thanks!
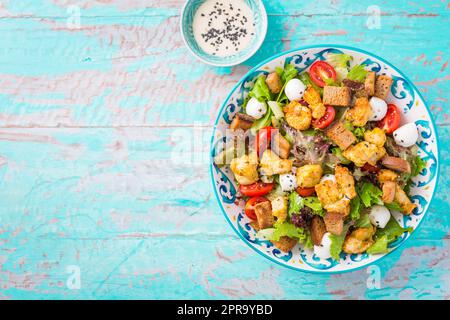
[271,236,298,252]
[374,75,393,100]
[323,86,352,107]
[265,72,283,94]
[311,216,327,246]
[365,71,376,96]
[325,122,357,150]
[323,212,344,236]
[254,201,274,229]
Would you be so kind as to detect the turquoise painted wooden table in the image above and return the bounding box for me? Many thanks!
[0,0,448,300]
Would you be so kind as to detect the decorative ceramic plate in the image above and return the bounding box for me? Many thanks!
[210,45,440,273]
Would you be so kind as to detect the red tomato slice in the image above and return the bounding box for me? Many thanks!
[255,126,276,156]
[309,61,337,87]
[239,182,274,197]
[244,196,269,220]
[296,187,316,197]
[312,105,336,129]
[361,163,380,173]
[378,104,401,134]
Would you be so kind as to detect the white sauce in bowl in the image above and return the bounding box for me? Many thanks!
[193,0,256,57]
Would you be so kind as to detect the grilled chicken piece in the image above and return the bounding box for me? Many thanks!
[265,72,283,94]
[229,113,255,131]
[345,97,372,127]
[271,133,291,159]
[342,141,386,167]
[303,86,326,119]
[364,127,386,147]
[394,184,417,215]
[343,226,376,254]
[259,150,292,176]
[381,156,411,173]
[335,165,357,199]
[382,181,396,204]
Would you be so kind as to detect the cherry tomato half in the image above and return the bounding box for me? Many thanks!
[239,182,274,197]
[377,104,401,134]
[255,126,276,156]
[296,187,316,197]
[312,105,336,129]
[309,61,337,87]
[244,196,269,220]
[361,163,380,173]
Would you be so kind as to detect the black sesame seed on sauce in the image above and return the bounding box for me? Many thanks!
[194,0,256,56]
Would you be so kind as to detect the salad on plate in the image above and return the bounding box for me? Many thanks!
[214,53,426,260]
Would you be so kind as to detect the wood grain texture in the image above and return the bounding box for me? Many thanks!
[0,0,448,299]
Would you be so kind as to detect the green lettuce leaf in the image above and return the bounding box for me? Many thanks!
[270,222,306,242]
[331,147,351,164]
[298,73,323,96]
[355,212,372,228]
[357,182,383,207]
[250,108,273,135]
[275,64,298,103]
[367,235,389,254]
[384,201,403,212]
[288,191,303,215]
[346,65,368,82]
[411,155,427,177]
[375,216,413,243]
[349,195,362,220]
[329,224,350,260]
[249,75,272,102]
[327,53,353,69]
[304,196,325,216]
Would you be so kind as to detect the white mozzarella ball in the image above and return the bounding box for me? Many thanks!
[393,123,418,147]
[368,97,388,121]
[314,232,332,260]
[369,205,391,228]
[320,174,336,184]
[279,173,297,192]
[285,78,306,101]
[246,97,267,119]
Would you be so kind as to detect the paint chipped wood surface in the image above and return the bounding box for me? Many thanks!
[0,0,448,299]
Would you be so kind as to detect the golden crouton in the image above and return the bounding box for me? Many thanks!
[345,97,372,127]
[342,226,376,254]
[326,121,357,150]
[324,212,345,235]
[364,127,386,147]
[259,150,292,176]
[296,164,323,188]
[342,141,386,167]
[303,86,326,119]
[323,86,352,107]
[271,236,298,252]
[335,165,357,199]
[374,75,393,100]
[229,113,255,131]
[324,197,350,216]
[311,216,327,246]
[395,184,417,215]
[284,101,312,130]
[365,71,376,96]
[254,201,274,229]
[230,152,259,185]
[271,196,288,223]
[266,72,283,94]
